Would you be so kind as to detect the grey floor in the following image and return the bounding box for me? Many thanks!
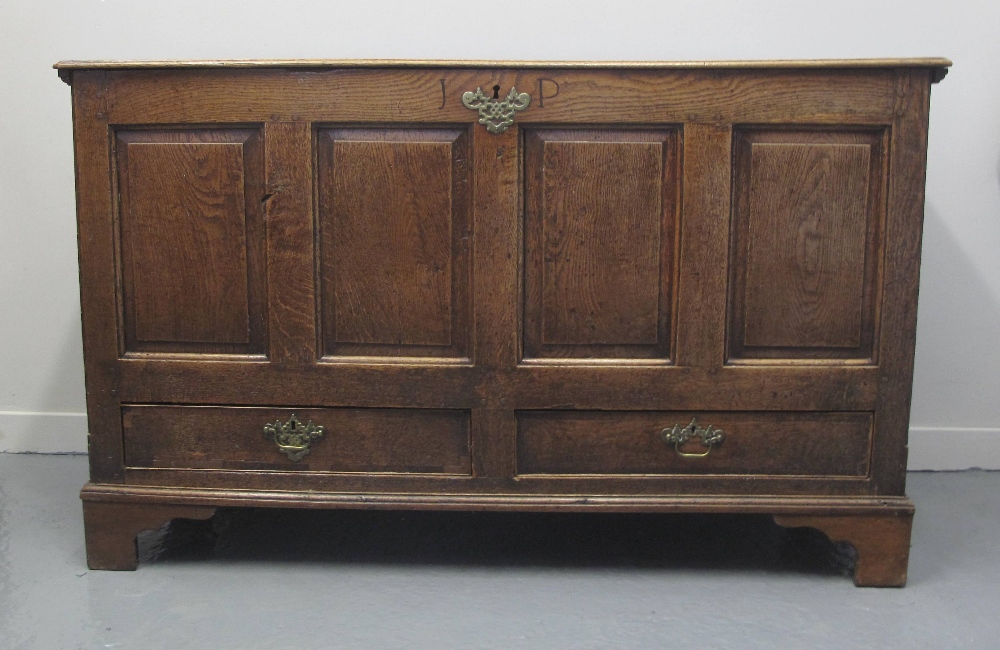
[1,455,998,649]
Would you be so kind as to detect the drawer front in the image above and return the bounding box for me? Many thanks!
[517,411,871,477]
[123,406,471,475]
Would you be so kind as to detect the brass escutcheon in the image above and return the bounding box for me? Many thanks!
[263,414,325,462]
[462,85,531,134]
[661,418,725,458]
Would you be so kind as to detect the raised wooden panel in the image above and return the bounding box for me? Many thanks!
[517,410,872,477]
[523,128,680,361]
[729,128,886,362]
[745,144,869,348]
[115,128,266,355]
[122,405,472,474]
[317,127,471,359]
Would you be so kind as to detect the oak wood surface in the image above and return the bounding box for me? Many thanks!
[71,69,906,126]
[112,360,879,410]
[83,481,915,515]
[115,128,267,354]
[54,57,952,71]
[746,143,869,347]
[122,405,472,474]
[468,118,521,478]
[773,513,913,587]
[317,127,471,358]
[72,71,125,482]
[729,128,886,362]
[63,60,943,582]
[516,411,872,477]
[82,500,216,570]
[674,124,732,368]
[523,128,678,360]
[870,71,934,495]
[119,469,878,496]
[264,121,317,364]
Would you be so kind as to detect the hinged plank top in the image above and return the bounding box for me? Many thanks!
[54,57,951,83]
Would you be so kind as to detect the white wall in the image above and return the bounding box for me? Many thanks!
[1,0,998,468]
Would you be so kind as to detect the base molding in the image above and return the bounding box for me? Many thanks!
[80,483,915,584]
[81,482,915,515]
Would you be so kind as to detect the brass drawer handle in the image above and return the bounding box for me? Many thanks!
[661,418,725,458]
[462,85,530,134]
[263,414,325,462]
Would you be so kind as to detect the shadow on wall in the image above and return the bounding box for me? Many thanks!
[0,315,88,453]
[910,203,1000,430]
[42,315,88,451]
[45,312,87,414]
[996,144,1000,195]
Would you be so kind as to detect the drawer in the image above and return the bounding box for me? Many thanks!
[516,411,871,477]
[123,406,471,475]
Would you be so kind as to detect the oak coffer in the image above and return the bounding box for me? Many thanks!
[56,58,949,586]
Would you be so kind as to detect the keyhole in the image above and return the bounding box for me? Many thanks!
[492,84,501,99]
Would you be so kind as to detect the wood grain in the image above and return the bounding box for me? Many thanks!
[123,405,472,474]
[469,109,520,373]
[113,358,879,411]
[264,122,316,363]
[870,71,933,495]
[71,71,125,482]
[317,127,470,358]
[729,128,886,361]
[774,513,913,587]
[54,58,953,71]
[746,143,869,347]
[471,409,516,480]
[467,113,521,477]
[87,69,901,125]
[119,467,875,497]
[674,124,732,368]
[523,129,678,360]
[117,358,481,407]
[537,138,661,345]
[115,128,266,354]
[517,411,872,476]
[83,481,915,516]
[82,500,216,570]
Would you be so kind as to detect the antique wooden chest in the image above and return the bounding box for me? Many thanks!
[56,58,949,585]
